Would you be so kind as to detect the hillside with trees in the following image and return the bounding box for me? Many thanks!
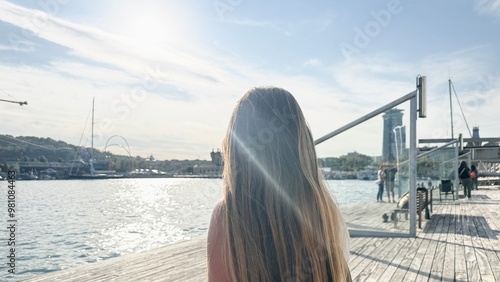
[319,152,376,171]
[0,135,212,174]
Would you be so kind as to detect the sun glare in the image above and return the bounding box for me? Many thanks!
[128,15,169,47]
[108,2,188,53]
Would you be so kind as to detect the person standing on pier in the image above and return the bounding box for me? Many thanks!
[207,87,352,281]
[459,161,472,198]
[470,164,478,190]
[384,165,397,203]
[376,165,385,202]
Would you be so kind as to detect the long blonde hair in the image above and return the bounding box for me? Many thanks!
[222,87,351,281]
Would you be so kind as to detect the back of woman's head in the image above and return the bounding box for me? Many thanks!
[460,161,467,168]
[222,86,350,281]
[224,86,316,192]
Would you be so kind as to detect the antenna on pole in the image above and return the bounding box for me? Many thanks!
[0,98,28,106]
[0,88,28,106]
[91,97,95,157]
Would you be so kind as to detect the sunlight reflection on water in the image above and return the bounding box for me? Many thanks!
[0,178,374,280]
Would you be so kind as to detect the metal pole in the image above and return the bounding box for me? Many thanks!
[315,90,417,145]
[455,142,459,199]
[449,79,454,139]
[91,97,95,155]
[0,98,27,106]
[409,95,417,237]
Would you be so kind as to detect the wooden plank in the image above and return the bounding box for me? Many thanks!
[348,237,372,264]
[463,200,481,281]
[348,237,381,270]
[414,205,444,282]
[389,201,442,282]
[454,201,469,281]
[402,198,442,282]
[442,202,457,281]
[342,202,411,234]
[390,237,425,281]
[429,200,453,280]
[473,192,500,281]
[349,238,390,277]
[367,237,412,281]
[350,238,396,280]
[20,237,207,282]
[383,237,421,281]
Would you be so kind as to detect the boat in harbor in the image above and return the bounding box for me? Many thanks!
[69,98,123,180]
[125,168,172,178]
[68,161,123,179]
[17,170,39,180]
[357,167,378,180]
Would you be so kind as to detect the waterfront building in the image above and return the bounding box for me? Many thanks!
[192,149,223,177]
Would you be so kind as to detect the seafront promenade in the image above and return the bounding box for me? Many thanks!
[20,186,500,281]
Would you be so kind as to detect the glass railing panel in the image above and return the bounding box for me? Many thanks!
[416,144,457,203]
[317,102,412,236]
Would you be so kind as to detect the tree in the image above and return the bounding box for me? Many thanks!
[20,156,30,162]
[417,159,436,178]
[340,152,373,171]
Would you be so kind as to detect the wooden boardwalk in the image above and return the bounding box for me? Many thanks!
[348,186,500,281]
[19,186,500,282]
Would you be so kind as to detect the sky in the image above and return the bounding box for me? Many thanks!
[0,0,499,160]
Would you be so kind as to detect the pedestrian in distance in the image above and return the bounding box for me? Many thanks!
[458,161,472,198]
[470,164,478,190]
[376,164,385,202]
[384,165,397,203]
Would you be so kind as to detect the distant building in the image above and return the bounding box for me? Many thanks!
[192,149,223,177]
[192,163,222,176]
[382,109,406,163]
[210,149,223,167]
[467,126,482,147]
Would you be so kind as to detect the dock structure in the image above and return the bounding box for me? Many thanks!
[20,186,500,282]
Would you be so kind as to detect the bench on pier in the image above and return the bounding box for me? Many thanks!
[393,187,432,229]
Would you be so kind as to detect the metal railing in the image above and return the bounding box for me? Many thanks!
[314,88,422,237]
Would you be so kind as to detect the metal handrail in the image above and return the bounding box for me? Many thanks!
[414,139,459,160]
[315,90,417,145]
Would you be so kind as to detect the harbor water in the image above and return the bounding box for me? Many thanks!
[0,178,377,281]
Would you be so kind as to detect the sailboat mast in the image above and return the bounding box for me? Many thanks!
[91,97,95,157]
[448,79,454,139]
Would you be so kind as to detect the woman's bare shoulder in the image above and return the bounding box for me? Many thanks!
[207,199,231,281]
[208,200,226,243]
[211,200,226,223]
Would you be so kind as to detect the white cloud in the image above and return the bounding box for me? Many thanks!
[1,1,499,160]
[304,58,322,67]
[300,10,337,32]
[474,0,500,17]
[0,1,234,95]
[221,18,293,35]
[0,43,35,52]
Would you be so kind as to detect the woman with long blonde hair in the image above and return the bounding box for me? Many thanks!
[207,87,351,281]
